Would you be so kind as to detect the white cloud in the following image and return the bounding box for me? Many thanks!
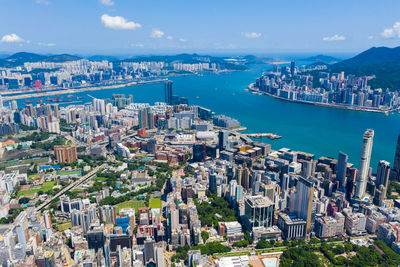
[179,38,186,42]
[243,32,262,39]
[166,36,173,40]
[101,14,141,30]
[322,34,346,41]
[381,22,400,39]
[368,35,375,40]
[100,0,114,6]
[36,0,51,5]
[131,43,144,48]
[1,34,24,43]
[38,42,56,47]
[150,28,164,38]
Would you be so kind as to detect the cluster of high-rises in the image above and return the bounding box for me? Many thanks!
[253,62,400,111]
[0,57,225,91]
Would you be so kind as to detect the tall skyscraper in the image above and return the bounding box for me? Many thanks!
[293,177,314,238]
[390,134,400,181]
[164,80,173,105]
[218,130,229,150]
[290,61,295,76]
[376,160,390,189]
[93,98,106,114]
[242,166,250,190]
[139,107,155,129]
[336,151,348,188]
[355,129,374,200]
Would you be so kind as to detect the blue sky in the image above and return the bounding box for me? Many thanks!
[1,0,400,55]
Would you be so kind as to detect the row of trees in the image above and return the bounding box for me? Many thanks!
[280,240,400,267]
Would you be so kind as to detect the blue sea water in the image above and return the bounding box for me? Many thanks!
[15,63,400,170]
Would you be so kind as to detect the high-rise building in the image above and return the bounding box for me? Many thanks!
[139,107,155,129]
[293,177,314,238]
[11,100,18,111]
[243,195,274,231]
[144,238,155,264]
[376,160,390,190]
[336,151,348,188]
[154,245,165,267]
[290,61,295,76]
[87,228,105,252]
[164,80,173,105]
[99,205,116,224]
[390,134,400,181]
[355,129,374,199]
[93,98,106,115]
[192,143,206,162]
[54,145,77,163]
[242,166,250,190]
[43,210,52,229]
[218,130,229,150]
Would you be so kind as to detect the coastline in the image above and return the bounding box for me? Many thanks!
[247,83,397,115]
[1,69,244,101]
[2,79,167,101]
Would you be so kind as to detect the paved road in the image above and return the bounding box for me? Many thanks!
[35,163,107,212]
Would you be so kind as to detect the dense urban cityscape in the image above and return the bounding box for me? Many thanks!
[250,61,400,114]
[0,77,399,266]
[3,0,400,266]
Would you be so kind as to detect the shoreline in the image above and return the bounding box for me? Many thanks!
[1,69,244,101]
[248,83,398,115]
[2,79,167,101]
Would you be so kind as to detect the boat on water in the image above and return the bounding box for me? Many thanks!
[77,96,84,99]
[244,89,249,92]
[66,95,75,98]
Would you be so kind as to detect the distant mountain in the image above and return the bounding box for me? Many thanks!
[329,46,400,90]
[0,52,81,67]
[121,53,205,63]
[331,46,400,70]
[119,53,247,70]
[6,52,47,63]
[44,54,81,62]
[87,55,119,62]
[302,54,341,64]
[242,55,273,64]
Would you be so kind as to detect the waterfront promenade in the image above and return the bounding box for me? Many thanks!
[248,83,397,115]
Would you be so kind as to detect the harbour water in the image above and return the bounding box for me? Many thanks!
[14,64,400,170]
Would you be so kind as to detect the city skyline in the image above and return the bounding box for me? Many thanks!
[1,0,400,54]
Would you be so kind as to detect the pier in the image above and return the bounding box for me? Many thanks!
[244,133,282,140]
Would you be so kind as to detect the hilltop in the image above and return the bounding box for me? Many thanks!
[323,46,400,90]
[0,52,81,68]
[302,54,341,64]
